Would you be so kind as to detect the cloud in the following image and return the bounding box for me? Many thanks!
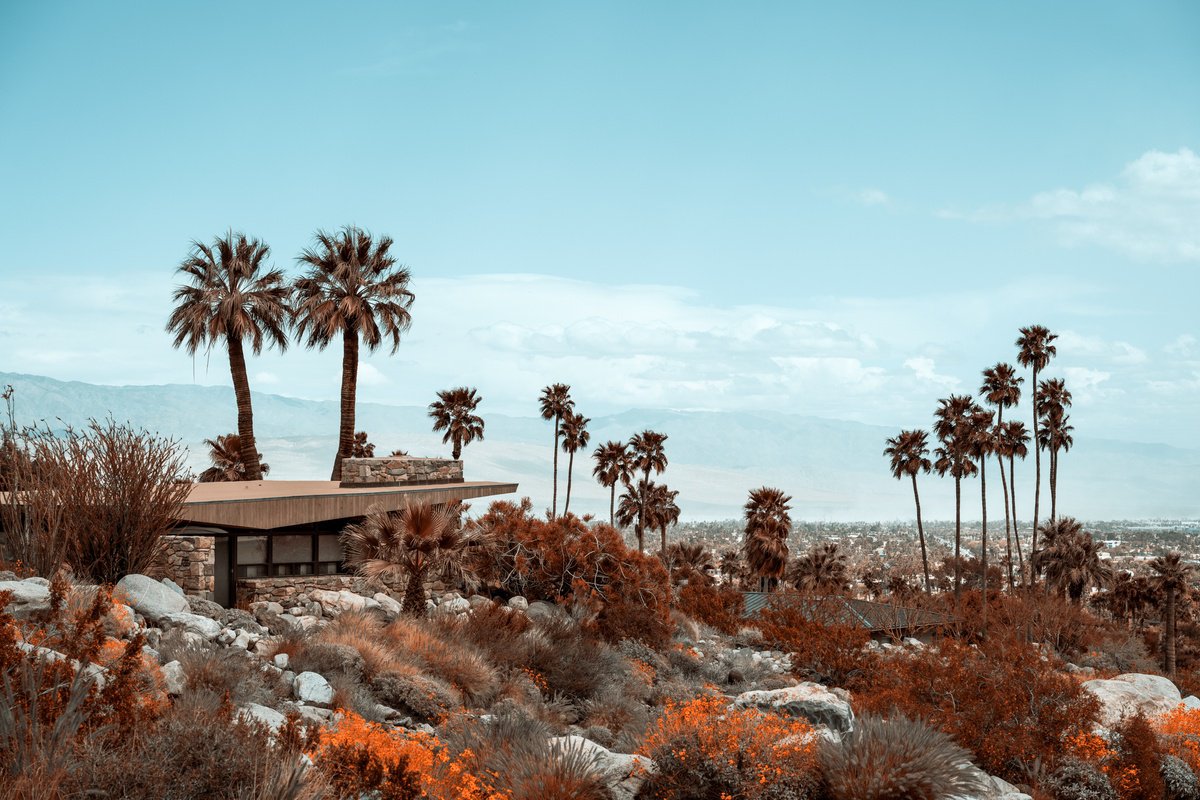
[856,188,890,207]
[943,148,1200,262]
[357,363,389,387]
[1057,331,1147,365]
[254,371,280,386]
[903,357,961,390]
[1166,334,1197,357]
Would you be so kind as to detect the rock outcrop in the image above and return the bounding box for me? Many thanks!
[1082,673,1182,727]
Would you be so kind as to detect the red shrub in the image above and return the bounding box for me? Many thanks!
[676,581,743,635]
[756,597,876,687]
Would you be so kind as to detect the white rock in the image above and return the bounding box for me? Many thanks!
[0,580,51,616]
[437,596,471,615]
[507,595,529,611]
[240,702,286,732]
[733,683,855,736]
[24,576,50,587]
[158,611,223,640]
[550,735,653,800]
[273,652,290,670]
[161,660,186,695]
[294,671,334,705]
[373,593,402,617]
[116,575,189,622]
[161,578,185,596]
[1082,673,1182,727]
[232,630,253,650]
[1183,695,1200,711]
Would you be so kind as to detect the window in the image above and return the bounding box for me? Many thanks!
[318,534,344,574]
[236,536,267,579]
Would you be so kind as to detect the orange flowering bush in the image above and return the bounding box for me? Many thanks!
[638,695,822,799]
[1159,706,1200,772]
[676,581,743,635]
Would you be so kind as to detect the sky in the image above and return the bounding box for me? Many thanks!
[1,2,1198,451]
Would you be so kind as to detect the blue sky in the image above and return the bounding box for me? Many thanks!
[1,2,1198,448]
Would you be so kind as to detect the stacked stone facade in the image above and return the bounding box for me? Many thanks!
[162,534,215,600]
[236,574,357,605]
[339,457,464,487]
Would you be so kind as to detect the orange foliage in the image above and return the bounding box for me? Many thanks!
[676,581,743,634]
[1158,705,1200,772]
[639,695,821,799]
[755,597,876,687]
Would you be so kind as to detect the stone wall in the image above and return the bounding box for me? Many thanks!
[236,574,358,605]
[339,456,464,488]
[162,534,215,600]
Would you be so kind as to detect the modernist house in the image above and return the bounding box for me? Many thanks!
[161,456,516,606]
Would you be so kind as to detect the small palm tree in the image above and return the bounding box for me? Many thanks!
[627,430,669,553]
[997,420,1031,587]
[884,430,933,593]
[646,481,681,558]
[559,411,591,517]
[665,541,716,585]
[933,395,980,610]
[198,433,270,482]
[592,440,631,526]
[351,431,376,458]
[341,501,491,615]
[790,543,851,594]
[742,486,793,592]
[1034,517,1111,604]
[293,226,415,481]
[1150,551,1193,678]
[538,384,574,519]
[616,477,656,553]
[167,232,290,481]
[1016,325,1058,564]
[428,387,485,460]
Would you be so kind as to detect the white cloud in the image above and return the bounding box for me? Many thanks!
[357,363,389,386]
[903,357,961,390]
[857,188,890,207]
[1057,331,1147,365]
[254,371,281,385]
[1166,334,1197,357]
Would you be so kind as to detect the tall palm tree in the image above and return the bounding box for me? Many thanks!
[966,406,996,633]
[293,226,414,481]
[560,411,591,517]
[1016,325,1057,566]
[1036,378,1074,523]
[538,384,574,519]
[790,542,851,594]
[167,231,290,481]
[995,420,1030,589]
[592,440,631,526]
[616,477,656,553]
[884,429,934,594]
[981,363,1023,591]
[743,486,793,592]
[1150,551,1193,678]
[198,433,270,482]
[629,430,668,553]
[428,387,485,460]
[1034,517,1111,604]
[341,501,492,615]
[646,482,681,558]
[933,394,980,610]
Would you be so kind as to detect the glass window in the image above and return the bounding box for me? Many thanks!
[237,536,266,564]
[238,564,267,578]
[274,535,313,564]
[318,535,343,562]
[318,561,340,575]
[274,562,314,577]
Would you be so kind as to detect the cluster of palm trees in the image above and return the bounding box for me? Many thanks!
[168,228,488,482]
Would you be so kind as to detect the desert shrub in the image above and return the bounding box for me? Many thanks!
[0,420,189,582]
[820,713,986,800]
[859,635,1100,784]
[289,641,368,682]
[1160,707,1200,773]
[314,610,399,681]
[1078,630,1159,675]
[756,596,876,687]
[675,580,743,635]
[370,668,461,723]
[1109,713,1164,800]
[1163,754,1200,800]
[1044,757,1118,800]
[167,642,283,707]
[637,695,821,800]
[384,616,501,706]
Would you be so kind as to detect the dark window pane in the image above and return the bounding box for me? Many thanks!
[274,534,313,564]
[318,535,343,562]
[237,536,266,564]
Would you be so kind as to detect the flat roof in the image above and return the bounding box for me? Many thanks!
[180,479,518,531]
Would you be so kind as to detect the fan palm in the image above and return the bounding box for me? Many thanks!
[167,232,290,481]
[884,429,933,594]
[351,431,376,458]
[742,486,793,592]
[560,411,591,517]
[1036,378,1074,524]
[995,420,1030,588]
[966,406,996,633]
[341,501,491,615]
[665,541,716,585]
[198,433,270,483]
[1150,551,1193,677]
[646,481,681,558]
[1016,325,1057,566]
[428,386,485,460]
[592,440,631,526]
[616,478,656,553]
[293,226,414,481]
[538,384,574,519]
[981,363,1023,591]
[933,394,980,610]
[628,430,669,553]
[1034,517,1111,604]
[790,543,851,594]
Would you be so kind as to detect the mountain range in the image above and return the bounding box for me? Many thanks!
[3,371,1197,522]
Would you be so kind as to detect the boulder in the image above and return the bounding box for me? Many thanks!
[240,702,286,732]
[161,578,185,596]
[732,682,855,736]
[294,671,334,705]
[116,575,188,622]
[0,579,52,617]
[550,736,653,800]
[437,596,471,615]
[158,611,223,640]
[161,660,186,695]
[526,600,566,622]
[373,593,402,617]
[508,595,529,611]
[1082,673,1182,727]
[1183,695,1200,711]
[187,596,226,620]
[273,652,290,670]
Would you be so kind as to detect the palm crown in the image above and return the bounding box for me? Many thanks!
[629,429,669,479]
[980,362,1023,410]
[1016,325,1058,373]
[429,387,485,460]
[538,383,574,422]
[560,411,591,455]
[884,430,932,480]
[198,433,270,483]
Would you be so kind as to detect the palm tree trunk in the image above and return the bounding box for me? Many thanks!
[564,448,575,515]
[1010,455,1025,589]
[1031,365,1041,579]
[998,451,1013,591]
[954,476,962,615]
[609,484,616,527]
[226,334,263,481]
[452,437,462,460]
[660,525,668,559]
[403,564,427,616]
[638,468,650,555]
[332,328,359,481]
[1049,445,1058,523]
[551,417,561,519]
[981,458,988,637]
[1167,589,1178,677]
[911,475,931,594]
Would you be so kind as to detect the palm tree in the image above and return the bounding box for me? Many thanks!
[293,226,414,481]
[1036,378,1074,523]
[646,482,681,558]
[1150,551,1193,678]
[997,420,1030,587]
[933,394,980,610]
[428,387,485,460]
[628,430,669,553]
[884,429,933,594]
[198,433,270,482]
[966,405,995,633]
[790,543,851,594]
[167,232,290,481]
[341,501,492,615]
[1034,517,1111,604]
[743,486,793,592]
[1016,325,1058,566]
[592,440,631,526]
[665,541,716,585]
[560,411,591,517]
[718,547,745,587]
[351,431,376,458]
[538,384,574,519]
[981,363,1023,590]
[616,478,656,553]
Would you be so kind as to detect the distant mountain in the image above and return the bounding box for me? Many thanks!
[3,372,1198,522]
